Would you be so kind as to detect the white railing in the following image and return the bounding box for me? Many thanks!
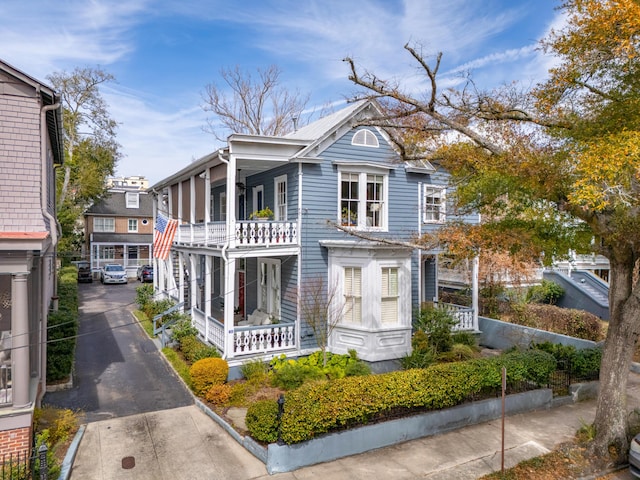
[176,220,297,248]
[191,311,296,357]
[436,302,475,331]
[235,221,297,246]
[232,322,296,356]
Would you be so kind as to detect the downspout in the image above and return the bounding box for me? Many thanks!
[297,161,303,352]
[41,99,61,306]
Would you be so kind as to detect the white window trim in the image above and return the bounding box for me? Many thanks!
[327,248,410,330]
[219,192,227,222]
[125,192,140,208]
[252,185,264,215]
[93,217,115,232]
[274,174,287,221]
[423,185,446,224]
[128,218,138,233]
[337,167,388,231]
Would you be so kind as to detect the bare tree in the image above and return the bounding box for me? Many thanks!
[299,275,346,367]
[202,65,309,141]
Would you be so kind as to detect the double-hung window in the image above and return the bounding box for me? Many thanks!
[274,175,287,221]
[339,170,387,229]
[381,267,399,325]
[343,267,362,324]
[94,217,115,232]
[128,219,138,232]
[423,185,446,223]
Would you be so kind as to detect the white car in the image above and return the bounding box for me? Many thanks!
[100,264,127,284]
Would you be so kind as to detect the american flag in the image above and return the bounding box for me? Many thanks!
[153,213,178,260]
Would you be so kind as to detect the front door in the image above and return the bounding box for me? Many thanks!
[258,258,280,321]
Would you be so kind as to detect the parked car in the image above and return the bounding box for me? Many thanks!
[100,264,127,284]
[76,261,93,283]
[630,433,640,478]
[137,265,153,283]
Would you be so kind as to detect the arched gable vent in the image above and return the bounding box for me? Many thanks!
[351,129,379,148]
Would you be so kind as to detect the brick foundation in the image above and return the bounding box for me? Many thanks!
[0,426,31,457]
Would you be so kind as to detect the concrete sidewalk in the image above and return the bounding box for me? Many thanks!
[68,373,640,479]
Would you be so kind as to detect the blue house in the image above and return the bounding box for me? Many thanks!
[150,100,479,367]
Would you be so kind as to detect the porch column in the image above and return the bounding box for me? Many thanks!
[178,252,185,305]
[204,256,212,340]
[12,273,30,407]
[203,168,211,243]
[472,255,479,331]
[189,254,197,312]
[223,256,236,359]
[226,151,237,249]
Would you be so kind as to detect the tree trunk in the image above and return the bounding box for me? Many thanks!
[591,255,640,463]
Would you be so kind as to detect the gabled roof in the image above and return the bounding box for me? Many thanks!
[0,59,64,165]
[285,100,369,141]
[85,191,153,217]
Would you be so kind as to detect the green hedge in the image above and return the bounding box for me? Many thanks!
[246,350,556,444]
[47,267,79,382]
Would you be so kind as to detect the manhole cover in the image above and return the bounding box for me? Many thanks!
[122,456,135,469]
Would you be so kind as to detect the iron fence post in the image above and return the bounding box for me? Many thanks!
[38,443,48,480]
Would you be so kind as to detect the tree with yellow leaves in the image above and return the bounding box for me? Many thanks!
[345,0,640,464]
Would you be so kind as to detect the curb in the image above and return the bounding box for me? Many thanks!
[58,424,86,480]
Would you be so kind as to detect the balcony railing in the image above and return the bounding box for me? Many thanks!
[192,307,296,358]
[176,220,297,248]
[435,302,476,331]
[0,364,12,406]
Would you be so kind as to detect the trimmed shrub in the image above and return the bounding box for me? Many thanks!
[171,317,199,346]
[246,400,280,443]
[275,350,556,444]
[414,305,457,354]
[509,304,603,341]
[532,342,601,378]
[401,330,436,370]
[189,357,229,395]
[205,383,233,405]
[270,363,325,390]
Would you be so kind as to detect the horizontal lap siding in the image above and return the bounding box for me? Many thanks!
[300,128,426,341]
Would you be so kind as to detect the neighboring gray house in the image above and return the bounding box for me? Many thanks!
[150,100,480,368]
[0,59,63,456]
[84,189,154,276]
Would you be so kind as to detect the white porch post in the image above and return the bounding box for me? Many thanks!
[224,256,236,359]
[189,254,197,313]
[227,150,237,249]
[472,255,479,331]
[204,168,211,243]
[11,273,30,407]
[178,252,185,305]
[204,255,212,340]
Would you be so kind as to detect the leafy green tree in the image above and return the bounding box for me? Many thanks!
[344,0,640,463]
[47,67,121,260]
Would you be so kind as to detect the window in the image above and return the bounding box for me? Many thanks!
[339,171,387,229]
[381,267,399,325]
[128,219,138,232]
[219,193,227,222]
[126,192,139,208]
[274,175,287,221]
[423,185,446,223]
[252,185,264,214]
[343,267,362,324]
[351,129,379,148]
[99,246,115,260]
[94,217,115,232]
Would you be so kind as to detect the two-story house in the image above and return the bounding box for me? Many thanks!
[0,59,63,455]
[150,100,479,369]
[84,189,154,277]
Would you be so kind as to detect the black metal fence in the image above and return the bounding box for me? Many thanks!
[0,443,50,480]
[547,359,600,396]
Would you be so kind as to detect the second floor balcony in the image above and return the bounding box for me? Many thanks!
[175,219,298,249]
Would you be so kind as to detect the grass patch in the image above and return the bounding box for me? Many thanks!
[162,347,192,388]
[133,309,155,338]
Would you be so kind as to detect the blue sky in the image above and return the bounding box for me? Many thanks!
[1,0,563,185]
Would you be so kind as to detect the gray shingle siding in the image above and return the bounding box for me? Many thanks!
[0,95,47,232]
